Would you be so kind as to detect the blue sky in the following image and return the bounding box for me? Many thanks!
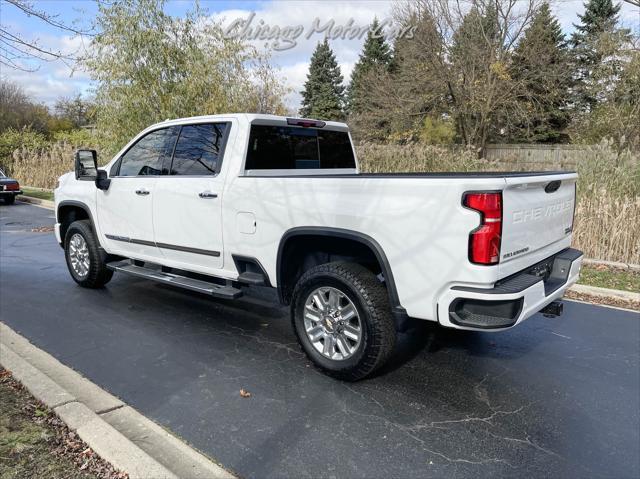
[1,0,638,110]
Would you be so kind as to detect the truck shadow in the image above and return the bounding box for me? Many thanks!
[152,279,544,377]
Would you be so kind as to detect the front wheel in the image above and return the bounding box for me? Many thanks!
[64,220,113,288]
[291,262,396,381]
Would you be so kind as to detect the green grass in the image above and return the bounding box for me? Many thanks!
[21,187,53,201]
[578,265,640,293]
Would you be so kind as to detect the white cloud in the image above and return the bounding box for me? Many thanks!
[1,31,92,105]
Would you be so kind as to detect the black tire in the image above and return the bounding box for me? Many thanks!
[291,262,396,381]
[4,195,15,205]
[64,219,113,288]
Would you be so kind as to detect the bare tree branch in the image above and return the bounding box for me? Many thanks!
[5,0,94,36]
[0,0,93,70]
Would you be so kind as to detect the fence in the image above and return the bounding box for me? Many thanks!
[483,144,588,169]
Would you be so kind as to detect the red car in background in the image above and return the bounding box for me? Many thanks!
[0,169,22,205]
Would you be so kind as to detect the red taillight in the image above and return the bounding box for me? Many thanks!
[6,182,19,191]
[464,192,502,265]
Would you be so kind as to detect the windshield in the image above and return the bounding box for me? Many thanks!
[0,169,6,177]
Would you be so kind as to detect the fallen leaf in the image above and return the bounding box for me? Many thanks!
[239,388,251,398]
[31,226,55,233]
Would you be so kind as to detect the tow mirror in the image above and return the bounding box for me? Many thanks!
[75,149,98,181]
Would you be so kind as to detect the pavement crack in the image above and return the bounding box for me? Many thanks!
[410,404,529,431]
[484,429,562,459]
[339,402,516,468]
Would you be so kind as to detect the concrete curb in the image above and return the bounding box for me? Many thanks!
[18,195,54,209]
[582,258,640,273]
[0,322,235,479]
[569,284,640,303]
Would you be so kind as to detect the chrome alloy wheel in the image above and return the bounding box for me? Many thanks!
[68,233,90,277]
[303,286,362,361]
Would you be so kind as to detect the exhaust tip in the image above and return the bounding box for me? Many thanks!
[540,301,564,318]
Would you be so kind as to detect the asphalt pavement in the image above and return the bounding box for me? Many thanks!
[1,201,639,478]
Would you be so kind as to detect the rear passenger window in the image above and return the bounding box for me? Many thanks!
[245,125,356,170]
[118,127,177,176]
[170,123,227,175]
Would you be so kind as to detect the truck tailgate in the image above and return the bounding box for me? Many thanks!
[500,173,577,276]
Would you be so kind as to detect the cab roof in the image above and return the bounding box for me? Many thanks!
[150,114,349,131]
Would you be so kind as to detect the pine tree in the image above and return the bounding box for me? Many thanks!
[571,0,630,111]
[347,18,392,115]
[299,40,345,120]
[573,0,622,38]
[509,3,572,142]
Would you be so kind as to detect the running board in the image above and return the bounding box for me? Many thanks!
[107,260,243,299]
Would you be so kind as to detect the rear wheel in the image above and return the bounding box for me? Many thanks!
[4,195,15,205]
[64,220,113,288]
[291,262,396,381]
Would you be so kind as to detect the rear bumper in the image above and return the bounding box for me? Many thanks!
[437,248,583,330]
[0,190,22,196]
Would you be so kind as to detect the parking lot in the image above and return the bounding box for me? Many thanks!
[1,202,639,478]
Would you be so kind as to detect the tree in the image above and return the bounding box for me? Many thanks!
[571,47,640,150]
[571,0,631,112]
[448,4,506,146]
[349,7,448,141]
[0,79,50,132]
[299,39,345,120]
[508,3,572,142]
[347,18,392,115]
[82,0,288,151]
[360,0,542,148]
[54,94,96,128]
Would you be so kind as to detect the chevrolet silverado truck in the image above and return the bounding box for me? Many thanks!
[54,114,583,380]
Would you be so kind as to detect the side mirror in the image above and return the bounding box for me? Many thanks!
[96,169,111,191]
[75,150,98,181]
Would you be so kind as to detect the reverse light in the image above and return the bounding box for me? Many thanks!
[463,191,502,265]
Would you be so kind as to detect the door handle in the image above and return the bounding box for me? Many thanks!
[198,191,218,199]
[135,189,150,196]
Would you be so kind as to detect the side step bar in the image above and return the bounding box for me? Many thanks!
[237,271,267,286]
[107,260,243,299]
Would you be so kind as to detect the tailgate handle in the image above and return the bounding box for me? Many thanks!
[545,180,561,193]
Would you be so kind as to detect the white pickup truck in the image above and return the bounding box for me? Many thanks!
[55,114,583,380]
